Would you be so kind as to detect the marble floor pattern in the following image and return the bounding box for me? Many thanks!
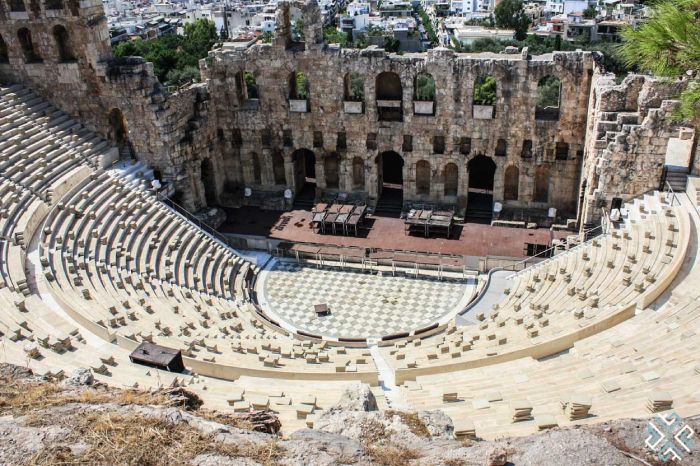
[261,260,472,338]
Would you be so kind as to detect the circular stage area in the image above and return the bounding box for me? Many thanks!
[258,260,477,339]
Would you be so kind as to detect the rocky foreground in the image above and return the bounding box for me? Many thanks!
[0,364,697,466]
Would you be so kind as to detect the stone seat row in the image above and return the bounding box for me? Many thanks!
[381,192,688,376]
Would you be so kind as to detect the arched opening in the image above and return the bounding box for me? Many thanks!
[250,152,262,184]
[289,71,309,99]
[467,154,496,222]
[324,153,340,189]
[17,28,41,63]
[376,72,402,122]
[473,75,496,119]
[45,0,64,10]
[344,72,364,102]
[0,34,8,64]
[352,156,365,189]
[414,72,435,115]
[52,25,75,62]
[495,139,507,157]
[535,76,561,121]
[534,165,550,203]
[416,160,431,196]
[504,165,519,201]
[291,149,316,197]
[200,159,217,206]
[236,71,258,102]
[108,108,129,150]
[375,151,404,215]
[9,0,26,12]
[271,151,286,185]
[444,162,458,197]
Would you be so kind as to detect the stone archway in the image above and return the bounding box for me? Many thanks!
[108,108,129,152]
[467,154,496,223]
[291,148,316,195]
[324,153,340,189]
[375,151,404,216]
[200,158,217,206]
[504,165,519,201]
[444,162,458,197]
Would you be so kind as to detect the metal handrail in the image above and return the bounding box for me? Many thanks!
[503,221,605,274]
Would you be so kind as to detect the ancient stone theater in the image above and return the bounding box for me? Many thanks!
[0,0,699,444]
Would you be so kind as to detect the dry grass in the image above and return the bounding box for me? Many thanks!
[0,376,177,416]
[364,444,421,466]
[194,409,256,431]
[0,375,285,465]
[354,416,424,466]
[29,412,284,466]
[384,410,431,438]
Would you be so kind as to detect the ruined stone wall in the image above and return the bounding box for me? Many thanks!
[200,2,597,215]
[580,74,692,224]
[0,0,213,210]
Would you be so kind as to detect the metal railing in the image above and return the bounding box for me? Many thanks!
[504,219,608,277]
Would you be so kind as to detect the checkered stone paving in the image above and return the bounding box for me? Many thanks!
[261,261,471,338]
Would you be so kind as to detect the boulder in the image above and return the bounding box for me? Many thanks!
[61,368,93,387]
[417,410,454,438]
[326,384,378,413]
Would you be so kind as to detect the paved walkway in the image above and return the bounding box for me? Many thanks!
[456,269,513,325]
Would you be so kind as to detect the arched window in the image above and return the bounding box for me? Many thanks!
[535,76,561,121]
[414,73,435,101]
[45,0,64,10]
[534,165,550,203]
[414,72,435,115]
[251,152,262,184]
[376,72,402,121]
[201,159,217,206]
[53,25,75,62]
[376,72,402,100]
[495,139,507,157]
[108,108,128,147]
[289,71,309,100]
[272,151,286,185]
[504,165,519,201]
[0,34,8,64]
[9,0,26,12]
[344,72,364,101]
[444,163,458,197]
[324,153,339,189]
[18,28,41,63]
[352,156,365,189]
[473,75,496,119]
[416,160,431,195]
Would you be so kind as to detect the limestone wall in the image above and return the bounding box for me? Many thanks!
[201,37,596,214]
[580,74,692,224]
[0,0,212,210]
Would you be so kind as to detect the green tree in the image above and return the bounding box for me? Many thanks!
[112,19,219,86]
[583,4,597,18]
[323,27,351,46]
[536,76,561,108]
[473,75,497,105]
[244,71,258,99]
[294,72,310,99]
[415,73,436,101]
[494,0,531,41]
[618,0,700,120]
[415,5,438,45]
[260,31,274,43]
[346,72,364,101]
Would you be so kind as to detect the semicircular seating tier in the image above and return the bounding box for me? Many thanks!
[2,83,699,439]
